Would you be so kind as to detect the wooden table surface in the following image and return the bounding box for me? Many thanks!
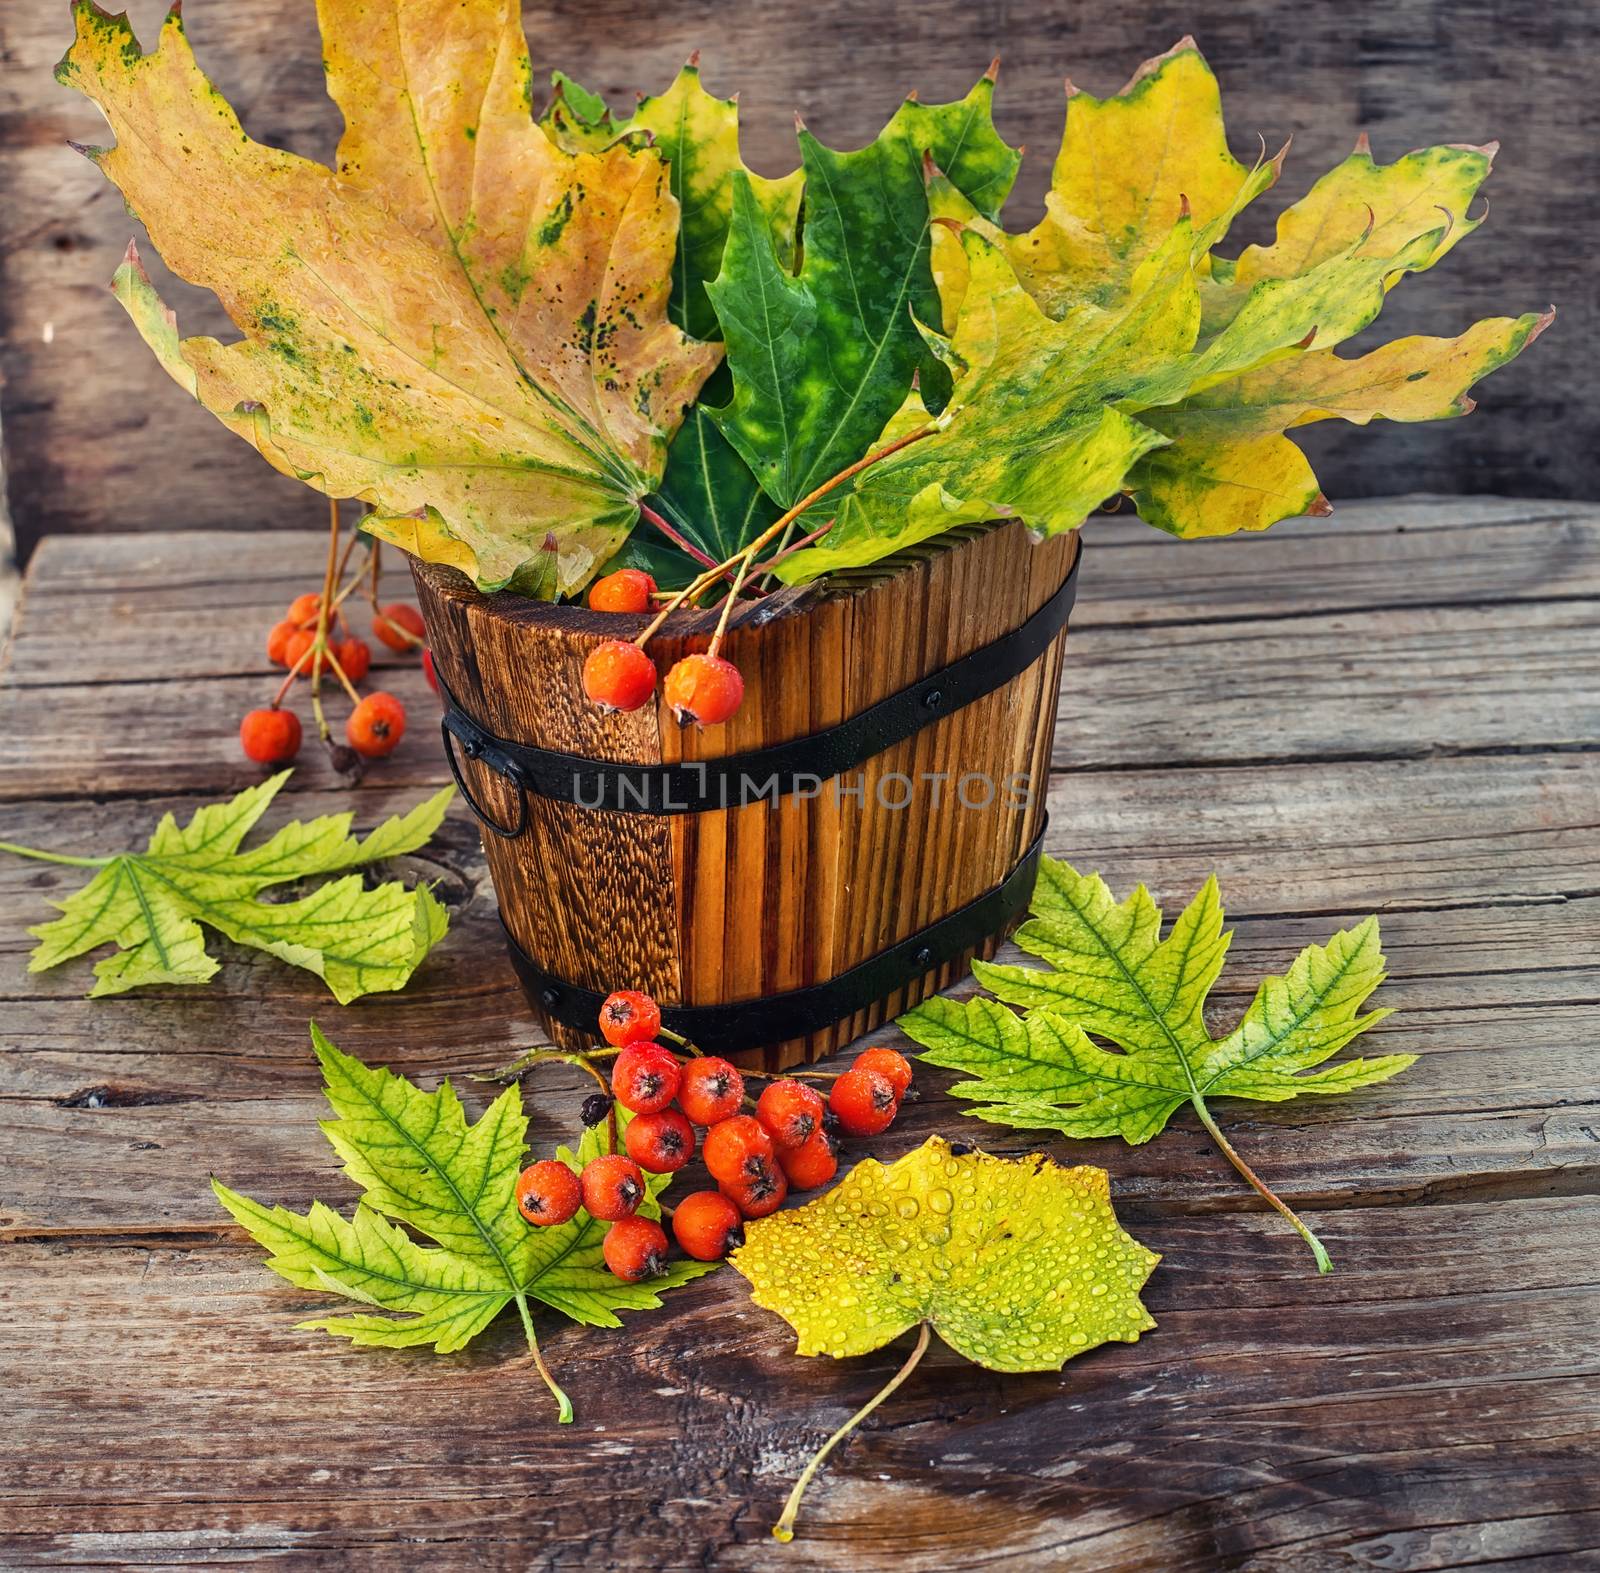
[2,497,1597,1571]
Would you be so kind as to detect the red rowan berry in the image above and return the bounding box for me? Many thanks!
[283,628,317,677]
[239,707,302,765]
[515,1159,581,1227]
[624,1108,695,1173]
[722,1165,787,1219]
[602,1216,669,1281]
[852,1046,913,1098]
[588,568,657,614]
[346,692,406,757]
[373,602,425,651]
[702,1115,776,1188]
[598,989,662,1047]
[671,1189,744,1262]
[421,647,440,694]
[676,1056,744,1126]
[583,639,656,713]
[756,1078,826,1151]
[662,653,743,727]
[333,636,371,683]
[266,619,297,666]
[580,1153,645,1221]
[829,1067,898,1136]
[286,591,323,627]
[778,1128,839,1192]
[610,1042,681,1114]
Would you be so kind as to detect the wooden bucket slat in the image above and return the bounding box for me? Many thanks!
[415,521,1078,1069]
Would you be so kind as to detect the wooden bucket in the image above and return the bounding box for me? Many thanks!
[414,521,1079,1070]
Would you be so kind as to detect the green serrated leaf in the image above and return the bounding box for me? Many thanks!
[707,77,1021,522]
[2,773,453,1003]
[216,1029,717,1421]
[899,860,1414,1272]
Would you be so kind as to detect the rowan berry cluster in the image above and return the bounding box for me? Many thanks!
[579,569,745,728]
[242,589,428,768]
[513,988,913,1282]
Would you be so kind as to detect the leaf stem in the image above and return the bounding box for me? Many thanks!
[773,1321,931,1543]
[0,842,109,868]
[515,1293,574,1424]
[637,501,720,573]
[1191,1094,1332,1273]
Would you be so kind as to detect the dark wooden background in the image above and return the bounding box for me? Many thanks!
[1,0,1595,563]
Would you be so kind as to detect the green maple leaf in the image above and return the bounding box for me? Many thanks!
[899,861,1415,1272]
[1,773,453,1003]
[623,58,803,342]
[215,1028,715,1422]
[706,74,1021,525]
[613,60,805,584]
[732,1136,1158,1541]
[626,69,1020,585]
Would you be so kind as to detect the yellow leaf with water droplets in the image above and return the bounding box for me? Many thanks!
[731,1135,1158,1370]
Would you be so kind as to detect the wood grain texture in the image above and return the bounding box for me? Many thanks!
[1,496,1598,1569]
[1,0,1592,560]
[415,522,1075,1067]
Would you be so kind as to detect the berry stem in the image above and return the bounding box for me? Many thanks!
[271,639,318,706]
[320,642,364,707]
[772,1321,932,1543]
[515,1293,574,1424]
[739,1066,842,1082]
[633,422,936,649]
[707,549,752,661]
[756,515,836,580]
[1191,1093,1332,1273]
[310,681,332,745]
[313,496,343,707]
[0,842,109,869]
[655,1028,703,1057]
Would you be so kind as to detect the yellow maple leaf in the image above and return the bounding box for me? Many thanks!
[58,0,720,595]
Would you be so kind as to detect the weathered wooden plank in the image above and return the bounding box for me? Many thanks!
[2,0,1589,556]
[9,610,1598,795]
[4,885,1598,1235]
[1,1199,1595,1568]
[7,500,1598,690]
[2,748,1594,967]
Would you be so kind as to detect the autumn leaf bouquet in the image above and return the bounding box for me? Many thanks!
[60,1,1545,635]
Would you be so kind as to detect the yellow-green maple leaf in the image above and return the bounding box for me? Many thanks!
[58,0,720,595]
[779,212,1455,580]
[786,40,1546,575]
[622,57,803,341]
[1,774,453,1002]
[1131,312,1552,534]
[215,1029,715,1423]
[900,862,1415,1272]
[732,1136,1157,1540]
